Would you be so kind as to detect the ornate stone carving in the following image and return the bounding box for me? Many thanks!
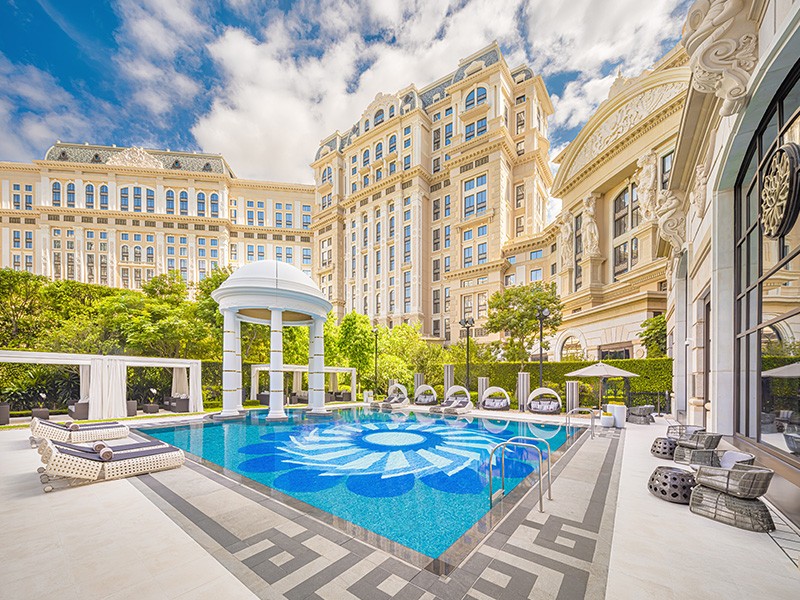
[761,143,800,238]
[689,163,709,214]
[635,151,659,222]
[559,210,574,269]
[106,147,163,169]
[567,82,688,179]
[583,195,602,257]
[656,191,686,253]
[682,0,758,117]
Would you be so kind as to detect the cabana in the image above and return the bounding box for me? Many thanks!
[0,350,202,420]
[211,260,332,420]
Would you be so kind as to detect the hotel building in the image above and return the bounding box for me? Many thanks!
[0,143,315,288]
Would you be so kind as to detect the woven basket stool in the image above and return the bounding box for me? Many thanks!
[651,436,678,459]
[647,466,696,504]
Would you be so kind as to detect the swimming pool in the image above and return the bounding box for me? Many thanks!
[145,408,578,559]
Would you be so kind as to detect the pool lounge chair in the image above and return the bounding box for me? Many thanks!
[38,439,185,492]
[380,383,409,410]
[39,439,166,456]
[480,386,511,411]
[527,387,562,414]
[414,385,438,406]
[30,417,130,445]
[429,393,459,414]
[442,386,473,415]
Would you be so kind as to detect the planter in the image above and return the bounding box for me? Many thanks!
[608,404,627,428]
[143,404,160,414]
[599,414,615,428]
[0,402,9,426]
[127,400,138,417]
[31,407,50,420]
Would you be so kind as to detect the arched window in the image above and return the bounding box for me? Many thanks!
[146,246,154,264]
[99,185,108,210]
[321,166,332,184]
[376,293,381,312]
[362,149,370,167]
[85,184,95,209]
[560,336,583,361]
[374,109,384,125]
[761,325,783,353]
[66,182,75,207]
[375,142,383,160]
[166,190,175,214]
[388,135,397,153]
[179,191,188,215]
[210,193,219,217]
[146,189,155,213]
[120,245,129,261]
[133,246,142,263]
[120,187,129,211]
[389,289,396,311]
[465,86,487,110]
[389,105,395,118]
[52,182,61,206]
[363,296,368,313]
[197,192,206,217]
[133,186,142,212]
[364,119,370,132]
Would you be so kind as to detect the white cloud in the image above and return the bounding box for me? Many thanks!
[0,55,101,161]
[550,73,617,130]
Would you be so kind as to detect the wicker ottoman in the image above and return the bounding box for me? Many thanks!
[651,437,678,459]
[689,485,775,532]
[648,466,696,504]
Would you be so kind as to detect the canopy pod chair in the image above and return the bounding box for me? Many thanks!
[480,386,511,411]
[414,384,438,406]
[527,387,562,414]
[380,383,409,410]
[442,385,473,415]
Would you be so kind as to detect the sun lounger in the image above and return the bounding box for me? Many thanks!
[38,439,184,492]
[41,439,166,455]
[30,417,130,445]
[441,385,473,415]
[380,383,409,410]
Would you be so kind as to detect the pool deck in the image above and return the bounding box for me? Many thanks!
[1,408,798,599]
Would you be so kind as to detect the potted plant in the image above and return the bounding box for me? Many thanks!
[143,388,160,414]
[607,400,627,428]
[31,392,49,420]
[599,411,615,427]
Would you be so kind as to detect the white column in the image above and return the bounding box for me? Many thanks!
[267,309,287,420]
[308,316,327,413]
[220,309,241,416]
[234,314,243,410]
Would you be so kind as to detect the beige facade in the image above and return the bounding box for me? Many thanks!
[547,47,691,361]
[0,143,314,288]
[310,43,553,342]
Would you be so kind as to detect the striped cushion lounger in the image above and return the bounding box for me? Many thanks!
[30,417,130,445]
[38,439,185,492]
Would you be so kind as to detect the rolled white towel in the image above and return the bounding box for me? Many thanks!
[67,422,80,431]
[98,447,114,461]
[92,441,108,452]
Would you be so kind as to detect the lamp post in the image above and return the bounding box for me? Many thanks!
[372,327,379,395]
[459,317,475,391]
[533,307,551,389]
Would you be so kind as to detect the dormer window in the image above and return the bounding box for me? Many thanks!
[91,153,102,163]
[202,162,212,172]
[364,119,370,132]
[389,105,395,118]
[465,87,487,110]
[171,159,181,169]
[374,109,384,125]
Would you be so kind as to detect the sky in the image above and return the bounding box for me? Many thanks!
[0,0,691,184]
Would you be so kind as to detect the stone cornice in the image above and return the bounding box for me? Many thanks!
[447,258,509,279]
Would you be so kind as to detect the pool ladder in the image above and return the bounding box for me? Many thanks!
[488,435,553,513]
[565,408,597,439]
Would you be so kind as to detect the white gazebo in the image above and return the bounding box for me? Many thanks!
[0,350,202,419]
[249,364,356,401]
[211,260,333,420]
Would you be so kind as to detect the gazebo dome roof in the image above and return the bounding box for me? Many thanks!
[212,260,331,323]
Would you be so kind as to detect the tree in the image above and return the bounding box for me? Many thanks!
[639,314,667,357]
[485,282,563,369]
[0,269,48,348]
[338,312,374,388]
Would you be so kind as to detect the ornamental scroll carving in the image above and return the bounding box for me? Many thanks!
[559,210,574,269]
[106,147,163,169]
[682,0,758,117]
[583,195,602,257]
[656,190,686,253]
[635,151,659,223]
[689,163,709,214]
[566,82,687,179]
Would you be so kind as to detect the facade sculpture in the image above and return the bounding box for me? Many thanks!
[582,195,601,257]
[635,151,659,222]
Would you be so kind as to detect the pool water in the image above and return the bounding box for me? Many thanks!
[146,408,575,558]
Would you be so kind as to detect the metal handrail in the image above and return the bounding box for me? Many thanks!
[565,407,596,439]
[488,441,544,512]
[506,435,553,500]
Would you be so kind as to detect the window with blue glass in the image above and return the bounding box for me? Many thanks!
[465,122,476,141]
[272,212,279,227]
[404,224,411,262]
[463,229,473,241]
[286,213,293,227]
[133,187,142,212]
[465,87,487,110]
[375,142,383,160]
[530,249,543,259]
[303,214,311,229]
[85,184,94,209]
[478,225,487,236]
[477,242,487,264]
[404,138,411,149]
[389,162,396,174]
[303,248,312,264]
[463,246,473,267]
[374,109,384,125]
[403,156,411,170]
[444,225,451,248]
[145,189,154,213]
[210,193,219,217]
[363,149,370,167]
[247,210,254,225]
[52,182,61,206]
[444,123,453,145]
[66,183,75,207]
[389,135,397,153]
[530,268,542,282]
[477,118,487,136]
[179,191,188,215]
[120,187,129,211]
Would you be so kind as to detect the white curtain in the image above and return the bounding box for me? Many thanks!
[87,358,127,420]
[79,364,91,401]
[189,362,203,413]
[171,367,189,397]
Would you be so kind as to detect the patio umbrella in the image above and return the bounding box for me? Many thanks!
[565,362,639,409]
[762,362,800,378]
